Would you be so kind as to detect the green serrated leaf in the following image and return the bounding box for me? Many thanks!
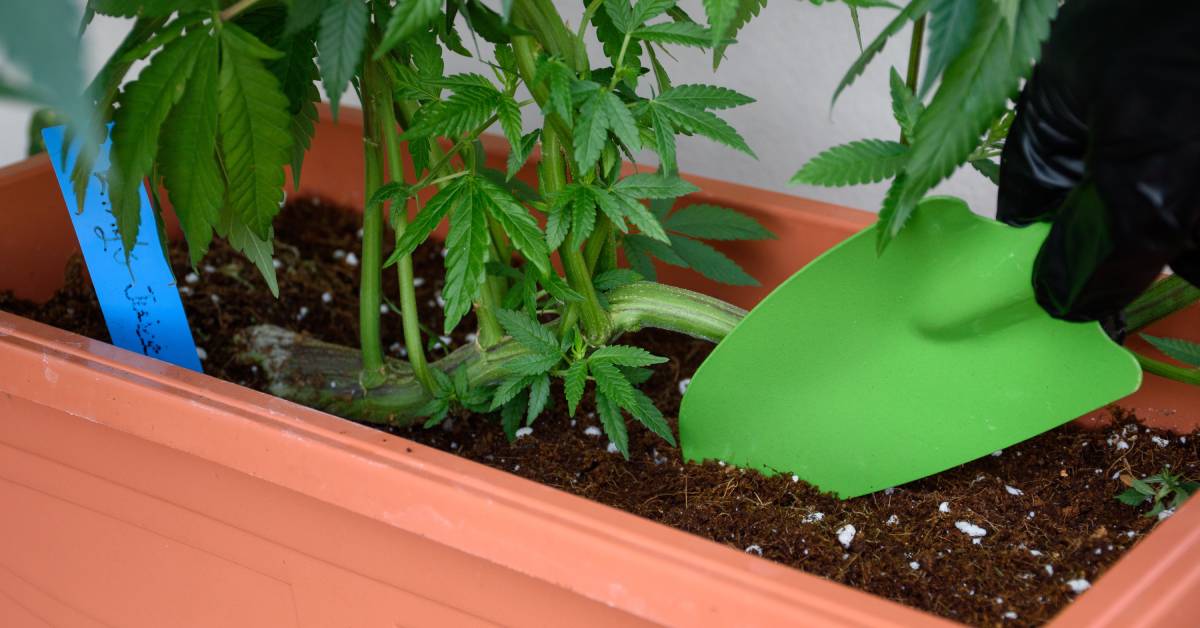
[633,0,677,25]
[109,26,210,254]
[590,345,668,368]
[533,56,574,125]
[633,22,717,48]
[969,158,1000,184]
[505,352,562,376]
[713,0,766,68]
[652,99,754,156]
[918,0,977,98]
[657,83,754,110]
[505,130,540,180]
[665,204,773,240]
[613,173,700,199]
[526,373,551,424]
[791,139,908,187]
[1142,335,1200,368]
[270,30,321,189]
[876,172,908,254]
[476,176,551,275]
[563,360,588,416]
[1116,488,1148,506]
[668,234,758,286]
[377,0,440,57]
[630,388,676,445]
[402,81,501,140]
[317,0,366,116]
[596,392,630,458]
[832,0,930,107]
[589,360,638,410]
[593,268,644,291]
[160,34,221,267]
[574,89,610,173]
[221,209,280,297]
[650,104,677,174]
[569,186,598,247]
[496,94,524,154]
[495,309,559,356]
[601,90,641,153]
[219,24,292,240]
[702,0,737,45]
[388,177,463,263]
[603,0,636,33]
[500,392,527,440]
[490,374,533,410]
[441,183,489,333]
[888,67,923,141]
[614,193,670,242]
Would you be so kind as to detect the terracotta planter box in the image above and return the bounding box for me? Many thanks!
[2,108,1198,626]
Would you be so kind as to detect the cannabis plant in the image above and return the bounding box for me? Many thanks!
[791,0,1200,385]
[3,0,775,454]
[1117,466,1199,519]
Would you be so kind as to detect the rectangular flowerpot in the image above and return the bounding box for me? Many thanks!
[1,107,1198,627]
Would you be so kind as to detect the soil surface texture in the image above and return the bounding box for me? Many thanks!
[5,198,1198,627]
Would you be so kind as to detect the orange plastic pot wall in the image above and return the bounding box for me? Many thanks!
[1,107,1198,627]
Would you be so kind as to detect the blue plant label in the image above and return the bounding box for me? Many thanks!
[42,124,203,372]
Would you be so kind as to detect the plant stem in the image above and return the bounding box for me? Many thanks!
[219,0,260,21]
[240,283,746,423]
[376,67,433,391]
[1132,351,1200,386]
[901,15,925,145]
[358,51,388,384]
[1123,275,1200,331]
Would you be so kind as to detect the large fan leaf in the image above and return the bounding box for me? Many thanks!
[918,0,977,98]
[442,183,490,333]
[159,33,221,266]
[377,0,441,57]
[218,24,292,240]
[317,0,367,116]
[791,139,908,187]
[832,0,930,107]
[110,26,209,252]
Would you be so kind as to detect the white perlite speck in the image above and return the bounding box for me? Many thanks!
[345,252,359,267]
[1116,440,1130,450]
[1005,485,1024,496]
[184,272,199,284]
[991,449,1004,457]
[1066,578,1091,593]
[272,258,282,269]
[606,442,620,454]
[1044,565,1054,576]
[413,277,426,287]
[955,521,987,539]
[1029,549,1043,557]
[884,487,896,495]
[836,524,856,549]
[1151,435,1170,447]
[321,291,333,304]
[909,561,920,570]
[1003,611,1018,620]
[380,304,389,314]
[196,347,208,361]
[584,426,602,437]
[1158,508,1176,521]
[332,249,346,260]
[886,514,900,526]
[297,306,309,321]
[514,427,533,439]
[791,475,800,483]
[678,378,691,395]
[939,501,951,513]
[802,512,825,524]
[745,544,763,556]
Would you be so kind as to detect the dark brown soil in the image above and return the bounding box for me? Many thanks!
[4,199,1198,627]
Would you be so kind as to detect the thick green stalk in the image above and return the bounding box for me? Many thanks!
[512,0,581,70]
[1123,275,1200,331]
[376,66,433,391]
[358,52,388,383]
[240,283,746,423]
[1132,352,1200,386]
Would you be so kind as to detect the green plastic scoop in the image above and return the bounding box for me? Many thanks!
[679,197,1141,499]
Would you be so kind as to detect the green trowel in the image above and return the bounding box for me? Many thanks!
[678,197,1141,499]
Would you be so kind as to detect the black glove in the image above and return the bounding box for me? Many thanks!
[997,0,1200,323]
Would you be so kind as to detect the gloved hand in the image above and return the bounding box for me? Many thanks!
[997,0,1200,324]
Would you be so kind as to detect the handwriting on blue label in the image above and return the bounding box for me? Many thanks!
[42,124,203,372]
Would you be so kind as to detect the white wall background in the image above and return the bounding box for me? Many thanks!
[0,1,996,217]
